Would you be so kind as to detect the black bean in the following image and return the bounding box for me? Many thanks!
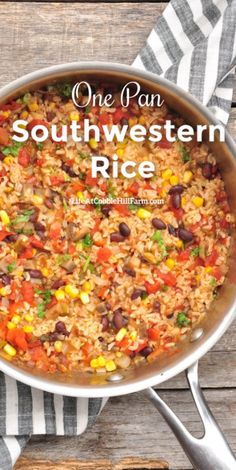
[46,111,56,122]
[101,315,109,332]
[178,228,194,243]
[140,346,153,357]
[29,209,39,223]
[121,118,128,126]
[168,224,178,237]
[34,221,46,232]
[171,193,181,209]
[119,222,131,237]
[55,321,69,336]
[152,218,166,230]
[131,288,144,300]
[5,234,18,243]
[96,303,107,313]
[0,152,5,161]
[201,162,213,180]
[45,198,54,209]
[152,300,161,312]
[113,308,127,329]
[48,332,60,342]
[101,204,112,217]
[168,185,185,195]
[51,279,66,289]
[110,232,125,242]
[123,266,136,277]
[105,302,112,311]
[1,274,11,285]
[61,163,77,178]
[27,269,43,279]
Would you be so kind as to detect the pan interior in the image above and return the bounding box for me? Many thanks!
[0,64,236,396]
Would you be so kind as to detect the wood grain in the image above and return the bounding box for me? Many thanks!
[15,457,169,470]
[0,2,235,469]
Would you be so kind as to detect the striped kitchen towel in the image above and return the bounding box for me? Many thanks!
[0,373,107,469]
[1,1,236,469]
[133,0,236,124]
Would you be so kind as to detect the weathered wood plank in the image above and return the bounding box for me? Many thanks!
[20,389,236,470]
[15,457,169,470]
[0,2,235,100]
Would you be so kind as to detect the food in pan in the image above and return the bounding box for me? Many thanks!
[0,82,233,374]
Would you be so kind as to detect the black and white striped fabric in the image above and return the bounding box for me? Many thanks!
[0,373,107,469]
[1,1,236,469]
[133,0,236,124]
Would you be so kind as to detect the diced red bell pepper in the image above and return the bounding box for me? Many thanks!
[112,108,129,124]
[21,281,35,305]
[29,236,45,249]
[212,267,223,281]
[127,182,140,196]
[0,127,9,145]
[177,249,191,262]
[113,204,130,216]
[19,247,34,259]
[18,148,30,167]
[91,217,101,235]
[97,247,112,263]
[7,328,28,352]
[98,112,111,125]
[85,171,98,186]
[50,175,65,186]
[156,269,177,287]
[205,249,218,267]
[27,119,48,132]
[49,222,61,240]
[145,280,160,294]
[0,230,15,241]
[158,138,172,149]
[148,326,160,341]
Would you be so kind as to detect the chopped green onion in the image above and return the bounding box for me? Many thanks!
[82,233,93,247]
[7,262,16,273]
[179,144,191,163]
[176,311,190,327]
[2,141,23,158]
[191,247,200,257]
[152,230,167,257]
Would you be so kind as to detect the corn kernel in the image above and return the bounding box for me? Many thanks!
[192,196,204,208]
[137,208,151,220]
[176,239,184,249]
[128,117,138,126]
[20,111,28,120]
[65,284,79,299]
[90,358,99,368]
[139,115,146,125]
[183,170,193,184]
[143,252,156,264]
[23,325,33,333]
[82,281,92,293]
[77,191,85,202]
[196,274,201,282]
[116,148,124,158]
[28,102,39,112]
[0,287,9,296]
[4,344,16,357]
[89,138,98,150]
[165,258,176,270]
[79,291,90,304]
[169,175,179,186]
[54,340,63,353]
[32,195,44,205]
[55,289,65,301]
[12,315,21,324]
[3,156,14,165]
[181,196,187,207]
[130,331,137,341]
[41,268,49,277]
[7,321,16,330]
[106,360,117,372]
[70,111,80,121]
[205,266,212,273]
[24,314,33,322]
[162,169,173,180]
[2,111,9,118]
[0,210,10,225]
[116,327,127,342]
[97,355,106,367]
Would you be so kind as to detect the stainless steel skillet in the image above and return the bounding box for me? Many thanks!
[0,62,236,469]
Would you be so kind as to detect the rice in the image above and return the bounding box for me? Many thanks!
[0,81,233,375]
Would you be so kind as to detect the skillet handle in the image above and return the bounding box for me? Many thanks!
[144,362,236,470]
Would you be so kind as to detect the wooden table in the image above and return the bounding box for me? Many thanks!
[1,2,235,469]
